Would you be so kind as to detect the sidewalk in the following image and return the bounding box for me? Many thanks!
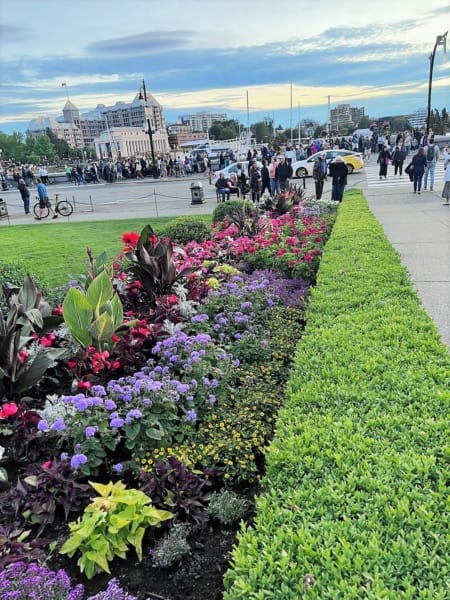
[363,179,450,348]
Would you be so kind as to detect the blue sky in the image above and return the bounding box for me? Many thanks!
[0,0,449,135]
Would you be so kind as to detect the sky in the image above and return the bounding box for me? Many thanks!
[0,0,449,136]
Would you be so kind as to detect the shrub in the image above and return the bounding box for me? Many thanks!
[0,260,60,314]
[224,191,450,599]
[164,216,211,245]
[150,522,191,568]
[208,490,249,525]
[212,199,254,224]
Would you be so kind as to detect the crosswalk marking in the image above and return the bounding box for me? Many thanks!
[364,159,446,188]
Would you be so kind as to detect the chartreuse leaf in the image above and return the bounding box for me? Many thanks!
[89,312,115,344]
[85,270,113,313]
[61,480,173,578]
[110,293,124,330]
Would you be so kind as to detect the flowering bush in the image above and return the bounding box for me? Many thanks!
[0,561,85,600]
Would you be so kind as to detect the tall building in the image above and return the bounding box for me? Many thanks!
[26,91,170,157]
[330,104,365,129]
[189,112,227,133]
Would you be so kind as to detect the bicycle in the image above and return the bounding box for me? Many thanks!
[33,194,74,219]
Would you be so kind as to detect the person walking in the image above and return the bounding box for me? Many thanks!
[442,162,450,206]
[35,178,58,219]
[377,146,391,179]
[423,138,440,192]
[411,147,427,195]
[269,157,279,196]
[17,178,30,214]
[328,156,347,202]
[260,159,271,196]
[313,153,327,200]
[392,144,406,176]
[249,163,261,204]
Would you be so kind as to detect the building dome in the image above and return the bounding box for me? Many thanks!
[27,115,60,133]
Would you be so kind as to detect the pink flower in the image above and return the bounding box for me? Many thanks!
[0,402,18,419]
[276,248,286,256]
[42,460,52,469]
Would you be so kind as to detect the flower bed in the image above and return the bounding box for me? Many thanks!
[0,199,336,599]
[223,190,450,599]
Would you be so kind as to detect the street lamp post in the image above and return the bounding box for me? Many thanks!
[426,31,447,136]
[140,79,158,178]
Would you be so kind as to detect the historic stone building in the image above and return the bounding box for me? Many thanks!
[26,91,170,158]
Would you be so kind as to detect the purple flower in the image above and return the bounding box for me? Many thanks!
[233,358,241,367]
[37,419,49,431]
[85,426,97,438]
[112,463,123,473]
[191,313,209,322]
[110,416,125,428]
[208,394,217,405]
[51,418,65,431]
[185,409,197,423]
[70,453,88,469]
[104,399,117,410]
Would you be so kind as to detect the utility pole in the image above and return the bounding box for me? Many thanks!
[426,31,447,135]
[141,79,158,178]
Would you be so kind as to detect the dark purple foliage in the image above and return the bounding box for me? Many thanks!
[3,459,91,536]
[0,526,49,570]
[139,457,218,524]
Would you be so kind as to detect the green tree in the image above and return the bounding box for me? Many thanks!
[46,128,72,160]
[0,131,25,162]
[357,116,370,129]
[33,134,57,163]
[251,119,273,143]
[208,119,240,140]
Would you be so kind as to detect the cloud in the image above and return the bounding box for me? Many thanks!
[87,31,195,56]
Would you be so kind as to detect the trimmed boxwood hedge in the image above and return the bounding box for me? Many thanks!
[224,190,450,599]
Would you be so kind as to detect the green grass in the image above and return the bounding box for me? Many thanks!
[0,215,211,288]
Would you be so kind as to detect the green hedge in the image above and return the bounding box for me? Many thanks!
[224,190,450,599]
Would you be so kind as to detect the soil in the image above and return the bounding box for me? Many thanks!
[47,488,257,600]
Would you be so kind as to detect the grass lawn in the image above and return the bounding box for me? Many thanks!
[0,215,211,288]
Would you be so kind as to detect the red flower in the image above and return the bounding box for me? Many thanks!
[67,360,77,369]
[0,402,18,419]
[167,294,179,305]
[42,460,52,469]
[52,304,63,316]
[18,350,28,364]
[77,381,91,389]
[276,248,286,256]
[111,334,120,343]
[112,361,121,369]
[122,232,140,246]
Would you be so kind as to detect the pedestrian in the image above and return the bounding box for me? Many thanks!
[260,159,271,196]
[328,156,347,202]
[391,144,406,176]
[411,147,427,195]
[442,163,450,206]
[423,138,440,192]
[35,178,58,219]
[443,145,450,168]
[269,157,279,196]
[313,153,327,200]
[377,146,391,179]
[17,178,30,214]
[249,163,261,204]
[276,156,292,193]
[215,172,230,202]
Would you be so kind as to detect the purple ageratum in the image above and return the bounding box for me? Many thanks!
[184,409,197,423]
[86,577,137,600]
[37,419,49,432]
[51,418,65,431]
[191,313,209,323]
[112,463,124,473]
[70,453,88,469]
[85,426,98,438]
[0,561,85,600]
[110,416,125,428]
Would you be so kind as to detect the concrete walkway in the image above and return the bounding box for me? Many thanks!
[362,161,449,348]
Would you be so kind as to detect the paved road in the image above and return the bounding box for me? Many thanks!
[1,163,449,348]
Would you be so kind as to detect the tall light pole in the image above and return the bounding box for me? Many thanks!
[426,30,447,136]
[140,79,158,178]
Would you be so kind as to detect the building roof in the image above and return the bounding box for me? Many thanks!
[63,99,78,111]
[27,115,61,132]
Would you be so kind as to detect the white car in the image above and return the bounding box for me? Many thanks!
[291,150,364,178]
[212,160,262,185]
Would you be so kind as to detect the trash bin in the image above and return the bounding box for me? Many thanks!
[0,198,8,218]
[190,181,204,205]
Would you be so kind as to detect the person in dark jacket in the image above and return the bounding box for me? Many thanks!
[17,178,30,214]
[411,147,427,194]
[328,157,348,202]
[249,163,261,203]
[377,146,391,179]
[276,157,292,192]
[312,154,327,199]
[391,144,406,176]
[260,159,270,196]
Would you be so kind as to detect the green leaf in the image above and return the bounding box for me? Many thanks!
[110,294,124,330]
[89,312,115,344]
[14,347,66,394]
[63,287,94,341]
[86,271,113,312]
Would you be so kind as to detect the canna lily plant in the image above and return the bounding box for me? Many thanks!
[62,269,135,352]
[123,224,200,307]
[0,276,64,401]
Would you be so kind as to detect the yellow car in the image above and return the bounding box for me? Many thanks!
[292,150,364,178]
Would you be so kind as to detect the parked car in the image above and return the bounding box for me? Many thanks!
[212,160,262,185]
[291,150,364,178]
